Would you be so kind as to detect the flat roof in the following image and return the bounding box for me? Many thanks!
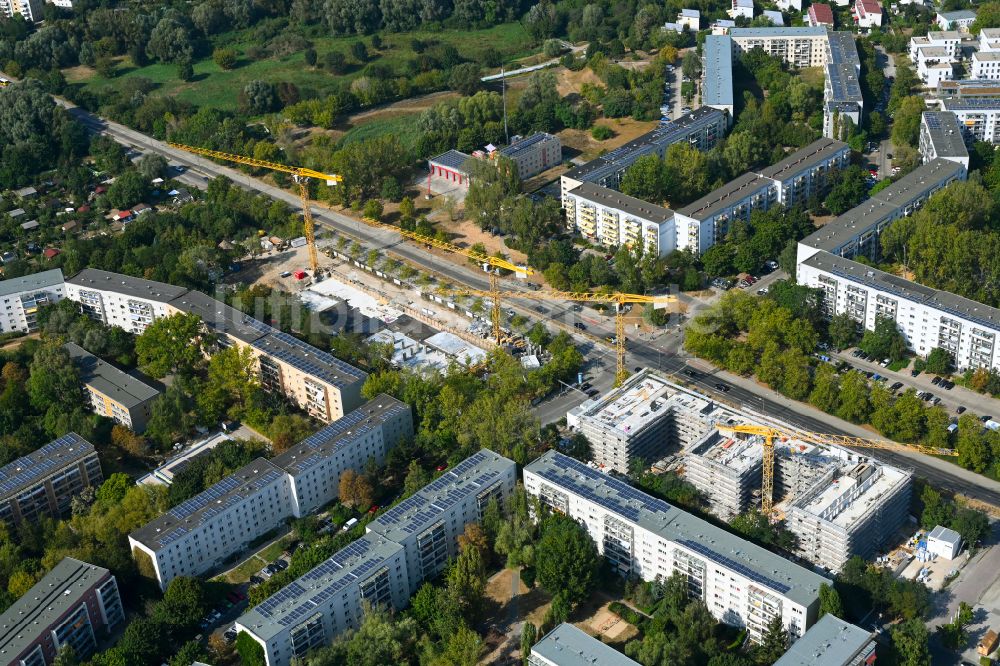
[428,149,472,172]
[66,268,188,303]
[66,342,160,409]
[0,433,96,501]
[531,623,640,666]
[500,132,557,159]
[759,138,849,180]
[238,533,403,641]
[826,63,864,104]
[942,97,1000,111]
[0,558,111,662]
[367,449,514,545]
[526,451,827,607]
[577,371,675,437]
[271,395,408,475]
[168,290,274,345]
[936,80,1000,97]
[792,456,910,529]
[800,158,965,253]
[921,111,969,158]
[928,525,961,545]
[730,26,827,37]
[974,52,1000,62]
[567,182,674,223]
[703,36,734,109]
[773,615,872,666]
[676,172,774,221]
[250,331,366,389]
[939,9,976,19]
[927,30,963,40]
[130,458,286,551]
[562,108,726,184]
[690,430,762,474]
[0,268,63,298]
[802,250,1000,331]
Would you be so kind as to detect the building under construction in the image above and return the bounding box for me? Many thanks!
[571,370,913,571]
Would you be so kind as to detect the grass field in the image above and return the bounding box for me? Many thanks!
[69,23,536,113]
[337,112,423,150]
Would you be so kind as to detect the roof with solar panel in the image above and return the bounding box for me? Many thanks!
[525,451,825,606]
[168,289,275,345]
[236,533,403,640]
[250,331,367,389]
[130,459,286,551]
[0,433,96,502]
[66,268,188,302]
[366,449,513,545]
[271,395,409,475]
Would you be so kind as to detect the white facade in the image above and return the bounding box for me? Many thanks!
[919,111,970,169]
[776,0,801,12]
[65,270,188,335]
[730,27,830,68]
[0,0,42,21]
[940,99,1000,144]
[563,182,676,257]
[675,174,777,254]
[980,28,1000,52]
[525,451,824,644]
[729,0,754,19]
[498,132,562,180]
[927,525,962,559]
[910,32,960,86]
[973,52,1000,80]
[852,0,882,28]
[936,10,976,31]
[0,269,64,334]
[129,460,293,591]
[678,8,700,30]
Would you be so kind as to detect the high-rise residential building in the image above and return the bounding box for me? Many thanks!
[773,614,876,666]
[562,182,676,257]
[758,138,851,207]
[524,451,826,643]
[0,558,124,665]
[729,27,830,68]
[0,433,103,525]
[66,342,161,433]
[0,269,65,334]
[235,449,517,666]
[919,112,971,169]
[0,0,43,21]
[65,269,188,335]
[498,132,562,179]
[940,97,1000,144]
[703,36,735,117]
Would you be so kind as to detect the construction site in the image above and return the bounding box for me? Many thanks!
[568,370,915,573]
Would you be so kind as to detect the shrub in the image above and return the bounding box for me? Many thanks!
[212,47,238,70]
[591,125,614,140]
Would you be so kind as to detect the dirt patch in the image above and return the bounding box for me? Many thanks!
[558,116,660,162]
[584,606,637,641]
[431,214,529,266]
[556,67,603,97]
[63,65,96,82]
[345,90,458,124]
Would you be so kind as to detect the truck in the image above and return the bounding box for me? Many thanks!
[979,629,998,657]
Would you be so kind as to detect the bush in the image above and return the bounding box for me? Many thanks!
[212,47,238,70]
[608,601,644,626]
[591,125,614,140]
[520,567,536,589]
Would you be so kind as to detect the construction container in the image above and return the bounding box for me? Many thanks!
[979,629,998,656]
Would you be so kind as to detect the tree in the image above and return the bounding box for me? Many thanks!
[825,166,870,215]
[754,617,788,665]
[146,17,193,64]
[891,96,926,148]
[818,583,844,619]
[111,425,148,457]
[860,316,907,362]
[449,63,482,96]
[535,514,599,606]
[447,543,487,617]
[520,622,537,665]
[363,199,384,221]
[924,347,953,375]
[106,169,150,209]
[837,370,871,423]
[892,618,930,666]
[28,343,81,412]
[620,154,668,203]
[324,50,348,73]
[137,153,168,180]
[97,472,132,507]
[338,469,374,509]
[178,60,195,81]
[135,312,204,377]
[681,50,702,80]
[351,41,369,62]
[240,80,279,114]
[213,47,238,70]
[158,576,206,630]
[828,312,859,350]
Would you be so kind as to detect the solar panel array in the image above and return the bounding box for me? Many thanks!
[0,434,92,498]
[254,535,395,628]
[253,331,366,388]
[678,539,792,594]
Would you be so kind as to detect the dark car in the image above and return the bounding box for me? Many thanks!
[932,377,942,386]
[890,382,903,391]
[714,383,730,392]
[981,414,992,422]
[944,381,955,390]
[911,369,920,377]
[574,322,587,330]
[684,369,699,378]
[586,389,600,397]
[534,305,547,313]
[957,406,967,414]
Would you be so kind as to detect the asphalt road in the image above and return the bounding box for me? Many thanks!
[53,96,1000,510]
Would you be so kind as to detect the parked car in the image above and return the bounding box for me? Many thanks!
[944,381,955,390]
[981,414,993,422]
[932,376,942,386]
[586,389,600,397]
[957,406,967,414]
[280,271,292,278]
[890,382,903,391]
[911,369,920,377]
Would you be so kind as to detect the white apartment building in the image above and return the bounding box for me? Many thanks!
[915,46,956,87]
[129,395,407,590]
[65,269,189,335]
[798,251,1000,372]
[0,268,64,333]
[910,31,961,61]
[236,449,517,666]
[0,0,43,21]
[852,0,882,28]
[936,9,976,31]
[730,27,830,69]
[524,451,825,643]
[919,111,970,169]
[776,0,802,12]
[973,52,1000,80]
[498,132,562,180]
[272,395,413,517]
[529,623,640,666]
[703,35,735,116]
[981,27,1000,52]
[729,0,754,19]
[674,173,777,254]
[677,8,700,30]
[774,615,876,666]
[940,97,1000,144]
[129,459,293,591]
[759,138,851,207]
[562,182,676,257]
[825,32,864,139]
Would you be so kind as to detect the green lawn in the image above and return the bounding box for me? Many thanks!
[338,113,424,151]
[71,23,536,113]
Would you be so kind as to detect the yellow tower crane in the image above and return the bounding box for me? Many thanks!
[715,423,959,514]
[450,288,676,384]
[167,143,343,272]
[162,144,533,336]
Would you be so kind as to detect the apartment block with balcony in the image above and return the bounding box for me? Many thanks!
[0,558,124,665]
[0,433,102,526]
[562,182,676,257]
[65,269,188,334]
[0,269,65,333]
[774,614,876,666]
[674,173,777,254]
[524,451,825,644]
[729,27,830,68]
[758,138,851,206]
[919,111,971,169]
[528,623,640,666]
[941,97,1000,143]
[66,342,161,433]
